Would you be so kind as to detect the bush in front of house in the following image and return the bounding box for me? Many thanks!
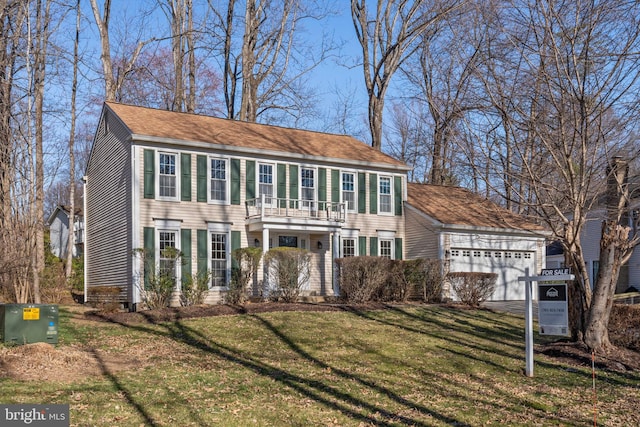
[449,272,497,306]
[263,247,310,303]
[336,256,392,303]
[337,257,444,304]
[226,247,263,304]
[180,269,210,306]
[382,258,444,303]
[134,247,182,309]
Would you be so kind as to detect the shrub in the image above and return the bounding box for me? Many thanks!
[88,286,122,312]
[609,304,640,352]
[336,256,391,303]
[134,247,182,309]
[421,259,445,303]
[381,258,444,303]
[449,272,497,306]
[263,247,310,303]
[226,247,262,304]
[180,270,210,306]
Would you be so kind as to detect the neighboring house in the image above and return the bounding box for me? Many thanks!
[85,102,410,309]
[47,205,84,259]
[546,199,640,294]
[405,183,548,301]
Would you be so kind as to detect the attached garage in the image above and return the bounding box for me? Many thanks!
[405,183,548,301]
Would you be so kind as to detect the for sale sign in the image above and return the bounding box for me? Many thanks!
[538,283,569,336]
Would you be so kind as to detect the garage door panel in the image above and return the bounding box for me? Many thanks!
[449,250,536,301]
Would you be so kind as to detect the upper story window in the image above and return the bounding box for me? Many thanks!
[301,167,315,208]
[159,152,178,199]
[259,163,274,204]
[209,157,228,203]
[342,172,356,212]
[379,176,392,214]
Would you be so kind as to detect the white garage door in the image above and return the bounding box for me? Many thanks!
[449,249,537,301]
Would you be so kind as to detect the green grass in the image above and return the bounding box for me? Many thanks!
[2,305,638,426]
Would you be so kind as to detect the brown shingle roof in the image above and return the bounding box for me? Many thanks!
[106,102,407,168]
[407,183,545,231]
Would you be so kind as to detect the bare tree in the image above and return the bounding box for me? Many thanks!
[487,1,640,351]
[89,0,155,101]
[212,0,334,123]
[351,0,460,150]
[65,0,80,281]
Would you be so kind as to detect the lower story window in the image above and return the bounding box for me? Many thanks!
[159,231,178,284]
[211,233,227,287]
[380,239,392,259]
[342,238,355,257]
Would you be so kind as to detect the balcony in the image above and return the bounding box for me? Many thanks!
[245,195,346,231]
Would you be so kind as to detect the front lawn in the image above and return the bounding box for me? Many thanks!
[1,304,638,426]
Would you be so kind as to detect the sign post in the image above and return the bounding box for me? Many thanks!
[518,268,574,377]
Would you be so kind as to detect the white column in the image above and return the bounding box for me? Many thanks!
[332,231,340,296]
[262,228,270,295]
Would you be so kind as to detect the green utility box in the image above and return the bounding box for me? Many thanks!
[0,304,59,345]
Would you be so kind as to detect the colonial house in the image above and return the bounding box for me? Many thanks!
[47,205,84,259]
[405,183,548,301]
[85,102,409,310]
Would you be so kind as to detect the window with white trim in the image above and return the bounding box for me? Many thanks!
[210,232,228,287]
[379,176,392,214]
[301,167,315,209]
[342,238,356,257]
[209,157,228,203]
[341,172,356,212]
[380,239,393,259]
[259,163,274,204]
[159,152,178,199]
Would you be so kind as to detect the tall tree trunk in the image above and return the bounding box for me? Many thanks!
[66,0,80,281]
[186,0,195,113]
[32,0,51,304]
[239,0,257,122]
[584,221,627,350]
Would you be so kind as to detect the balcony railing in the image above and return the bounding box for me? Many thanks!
[246,195,346,222]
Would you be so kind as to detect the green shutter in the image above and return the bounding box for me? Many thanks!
[318,168,327,210]
[369,237,378,257]
[231,158,241,205]
[143,227,155,288]
[331,169,340,204]
[369,173,378,214]
[289,164,298,208]
[143,149,155,199]
[359,236,367,256]
[181,229,192,284]
[358,172,366,214]
[197,229,208,276]
[197,155,207,202]
[246,160,256,201]
[231,230,241,269]
[395,238,403,260]
[277,163,286,207]
[394,176,402,216]
[181,153,191,201]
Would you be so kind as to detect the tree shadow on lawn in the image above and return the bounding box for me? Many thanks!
[92,312,471,427]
